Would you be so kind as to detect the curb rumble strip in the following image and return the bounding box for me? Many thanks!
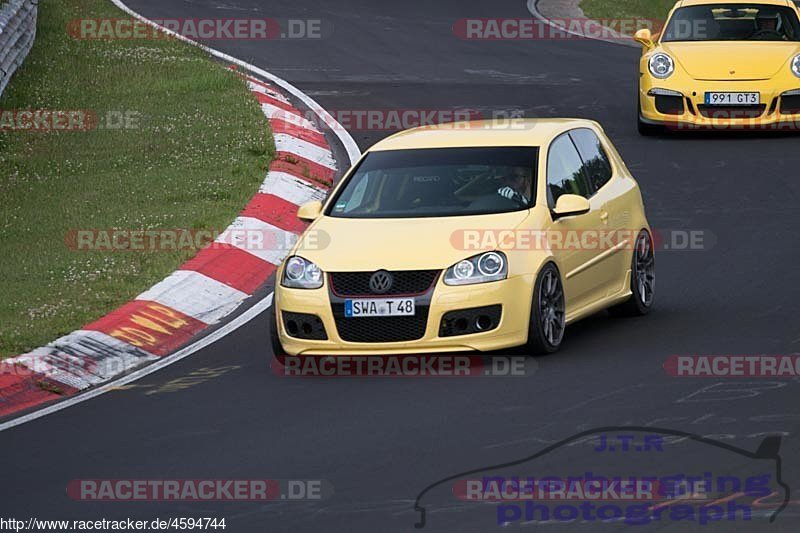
[0,0,360,429]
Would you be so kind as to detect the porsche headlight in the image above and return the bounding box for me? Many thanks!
[444,252,507,286]
[792,54,800,78]
[281,256,323,289]
[649,53,674,79]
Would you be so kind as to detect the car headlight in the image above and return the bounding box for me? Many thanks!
[444,252,507,286]
[792,54,800,78]
[281,256,323,289]
[648,53,674,79]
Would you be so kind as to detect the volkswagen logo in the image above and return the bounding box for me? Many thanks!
[369,270,393,294]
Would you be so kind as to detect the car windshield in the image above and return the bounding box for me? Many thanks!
[662,4,800,41]
[326,147,538,219]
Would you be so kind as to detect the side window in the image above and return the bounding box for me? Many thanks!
[569,128,613,192]
[334,171,379,213]
[546,134,591,208]
[345,174,370,212]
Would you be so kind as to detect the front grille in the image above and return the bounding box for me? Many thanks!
[655,95,684,115]
[780,95,800,115]
[331,304,430,342]
[329,270,440,296]
[697,105,766,119]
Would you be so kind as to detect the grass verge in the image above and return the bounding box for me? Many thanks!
[0,0,274,358]
[580,0,677,23]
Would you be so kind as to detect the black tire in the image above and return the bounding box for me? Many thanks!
[609,230,655,317]
[524,263,566,355]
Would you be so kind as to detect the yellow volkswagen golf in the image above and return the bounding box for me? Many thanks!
[636,0,800,133]
[271,119,654,357]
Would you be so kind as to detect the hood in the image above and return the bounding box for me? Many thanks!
[661,42,800,80]
[294,211,530,272]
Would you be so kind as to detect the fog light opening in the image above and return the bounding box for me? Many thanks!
[475,315,492,331]
[286,320,299,335]
[301,322,313,335]
[455,318,469,331]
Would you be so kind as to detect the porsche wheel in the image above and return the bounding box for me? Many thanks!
[525,263,566,355]
[610,230,655,317]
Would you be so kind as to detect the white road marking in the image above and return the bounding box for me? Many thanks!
[216,216,297,265]
[247,81,290,104]
[260,102,309,125]
[10,331,158,390]
[259,171,329,205]
[136,271,249,325]
[274,133,337,169]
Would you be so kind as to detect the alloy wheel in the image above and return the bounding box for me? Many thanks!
[539,268,565,347]
[634,232,655,307]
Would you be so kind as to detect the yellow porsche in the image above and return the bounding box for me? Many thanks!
[271,119,654,357]
[635,0,800,133]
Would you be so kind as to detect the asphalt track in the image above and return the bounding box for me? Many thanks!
[2,1,800,531]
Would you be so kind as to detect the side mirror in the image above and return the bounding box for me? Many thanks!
[634,28,654,50]
[552,194,590,220]
[297,200,323,222]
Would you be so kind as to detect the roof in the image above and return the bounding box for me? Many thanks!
[678,0,793,8]
[367,118,598,152]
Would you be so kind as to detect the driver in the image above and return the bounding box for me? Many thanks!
[497,167,533,205]
[753,9,784,39]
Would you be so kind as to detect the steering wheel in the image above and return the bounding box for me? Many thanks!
[751,29,783,40]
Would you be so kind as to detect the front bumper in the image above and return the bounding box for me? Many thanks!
[274,275,535,356]
[639,75,800,129]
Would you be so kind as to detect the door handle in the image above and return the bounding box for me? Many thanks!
[600,211,609,223]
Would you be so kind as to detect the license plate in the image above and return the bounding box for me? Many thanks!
[704,92,760,106]
[344,298,415,317]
